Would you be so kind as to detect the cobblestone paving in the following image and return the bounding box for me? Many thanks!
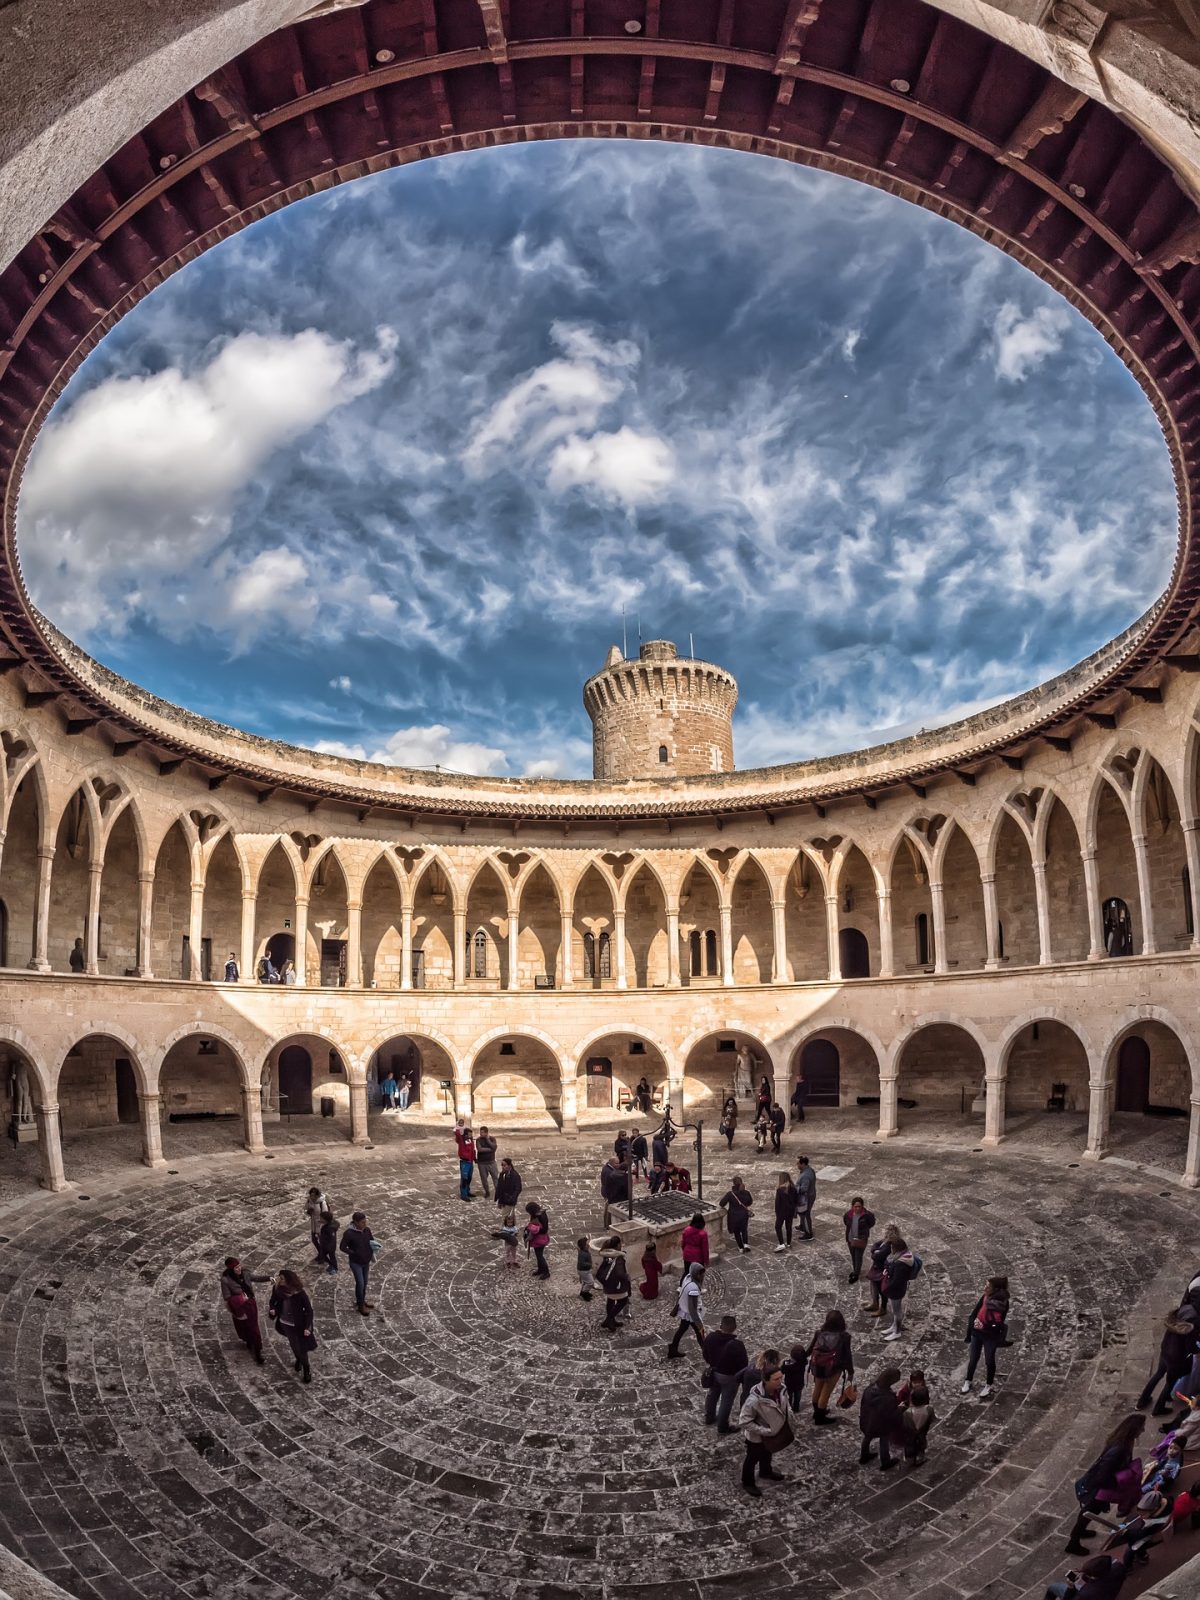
[0,1124,1192,1600]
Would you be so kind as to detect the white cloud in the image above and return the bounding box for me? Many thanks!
[329,675,353,692]
[546,426,675,506]
[510,232,593,293]
[315,723,509,775]
[840,326,862,362]
[992,302,1071,382]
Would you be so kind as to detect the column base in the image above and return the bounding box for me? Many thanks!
[27,958,50,973]
[1081,1146,1107,1163]
[562,1116,578,1138]
[351,1134,371,1149]
[244,1141,266,1156]
[1182,1172,1199,1190]
[135,966,154,980]
[980,1134,1005,1148]
[875,1126,899,1140]
[142,1155,168,1170]
[984,959,1000,972]
[39,1176,70,1193]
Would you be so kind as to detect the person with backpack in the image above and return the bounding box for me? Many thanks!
[702,1314,749,1434]
[795,1155,816,1240]
[881,1237,920,1341]
[738,1366,795,1497]
[524,1203,550,1279]
[719,1177,753,1254]
[773,1172,798,1252]
[866,1224,901,1314]
[667,1264,706,1359]
[858,1365,903,1469]
[806,1309,853,1425]
[596,1237,630,1331]
[843,1197,876,1284]
[962,1275,1010,1397]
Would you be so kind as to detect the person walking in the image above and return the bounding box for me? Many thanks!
[755,1076,772,1120]
[268,1270,316,1383]
[629,1127,648,1181]
[398,1072,413,1110]
[315,1211,338,1276]
[1066,1414,1147,1555]
[524,1202,550,1279]
[901,1380,936,1466]
[1137,1308,1198,1415]
[790,1074,808,1124]
[305,1187,331,1260]
[866,1225,902,1313]
[596,1237,631,1331]
[576,1237,595,1302]
[882,1237,918,1341]
[806,1310,853,1426]
[475,1126,499,1198]
[843,1197,876,1284]
[769,1102,786,1154]
[720,1096,738,1151]
[223,952,239,982]
[795,1155,816,1240]
[495,1157,523,1213]
[962,1275,1011,1398]
[719,1177,754,1254]
[773,1172,798,1252]
[681,1214,710,1272]
[702,1314,749,1434]
[600,1154,631,1227]
[738,1367,795,1497]
[219,1257,264,1364]
[380,1072,398,1109]
[667,1264,706,1359]
[339,1212,375,1315]
[858,1366,903,1470]
[639,1240,663,1299]
[455,1124,477,1201]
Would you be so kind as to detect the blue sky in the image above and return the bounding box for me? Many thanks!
[19,141,1176,777]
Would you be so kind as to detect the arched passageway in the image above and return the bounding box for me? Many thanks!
[682,1030,773,1114]
[622,863,669,989]
[58,1033,140,1134]
[992,810,1038,967]
[0,766,41,968]
[788,1027,881,1115]
[1003,1021,1091,1142]
[679,862,721,986]
[575,1033,668,1121]
[203,832,242,982]
[159,1033,246,1155]
[361,853,403,988]
[835,846,878,978]
[464,861,509,988]
[890,836,935,975]
[784,853,824,981]
[264,1032,352,1121]
[254,843,298,980]
[1140,759,1190,953]
[1043,799,1090,962]
[1095,780,1141,954]
[150,820,192,980]
[307,850,349,987]
[572,865,614,990]
[893,1023,986,1135]
[1103,1020,1194,1174]
[368,1033,455,1116]
[470,1036,561,1128]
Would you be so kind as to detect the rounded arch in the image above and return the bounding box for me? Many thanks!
[252,1023,355,1086]
[886,1012,992,1076]
[466,1023,569,1081]
[680,1024,779,1115]
[1099,1007,1199,1095]
[151,1022,251,1091]
[357,1022,462,1081]
[996,1009,1096,1074]
[0,1023,51,1101]
[572,1022,675,1076]
[784,1015,888,1072]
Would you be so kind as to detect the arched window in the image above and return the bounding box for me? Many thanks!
[584,931,596,978]
[704,928,718,976]
[598,930,612,978]
[838,926,869,978]
[689,930,702,975]
[915,912,932,967]
[1102,896,1133,957]
[471,927,488,978]
[658,745,668,763]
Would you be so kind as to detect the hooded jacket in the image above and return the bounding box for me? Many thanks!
[882,1249,916,1299]
[495,1166,523,1208]
[738,1383,794,1445]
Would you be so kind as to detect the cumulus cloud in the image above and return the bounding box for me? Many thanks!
[546,425,675,506]
[316,724,509,775]
[992,302,1071,382]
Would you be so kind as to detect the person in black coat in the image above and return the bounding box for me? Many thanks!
[629,1129,649,1181]
[719,1178,753,1253]
[962,1275,1010,1397]
[315,1213,339,1276]
[1137,1309,1198,1414]
[768,1103,786,1154]
[268,1270,317,1383]
[652,1131,669,1167]
[859,1366,903,1469]
[702,1315,749,1434]
[790,1076,809,1123]
[1066,1414,1146,1554]
[1044,1547,1136,1600]
[600,1156,630,1224]
[773,1172,798,1252]
[596,1239,631,1332]
[495,1158,523,1211]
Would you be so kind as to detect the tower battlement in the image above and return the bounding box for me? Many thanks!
[583,639,738,781]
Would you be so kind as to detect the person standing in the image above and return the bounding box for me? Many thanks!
[524,1202,550,1279]
[305,1187,331,1260]
[398,1072,413,1111]
[843,1197,875,1284]
[339,1212,375,1315]
[475,1126,499,1198]
[703,1314,749,1434]
[596,1237,631,1331]
[681,1214,710,1272]
[719,1177,753,1254]
[882,1238,918,1342]
[639,1240,663,1299]
[69,936,85,974]
[223,952,239,983]
[219,1257,264,1364]
[720,1096,738,1151]
[866,1225,902,1314]
[495,1157,523,1213]
[268,1270,316,1383]
[380,1072,398,1109]
[455,1124,477,1202]
[859,1366,903,1470]
[600,1154,630,1227]
[738,1367,794,1497]
[315,1211,338,1276]
[790,1074,809,1124]
[795,1155,816,1240]
[576,1237,595,1302]
[629,1127,648,1181]
[962,1275,1011,1398]
[773,1172,798,1252]
[667,1264,706,1359]
[769,1102,786,1154]
[1137,1309,1198,1415]
[901,1380,936,1466]
[806,1310,854,1425]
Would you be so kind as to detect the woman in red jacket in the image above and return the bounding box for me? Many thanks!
[681,1214,710,1270]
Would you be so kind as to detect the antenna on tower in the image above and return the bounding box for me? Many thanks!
[689,631,694,659]
[622,605,627,658]
[637,613,642,645]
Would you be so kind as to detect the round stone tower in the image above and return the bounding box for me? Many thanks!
[583,639,738,781]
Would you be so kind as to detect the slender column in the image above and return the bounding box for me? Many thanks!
[559,909,573,987]
[1184,1098,1200,1189]
[85,859,103,975]
[346,897,363,988]
[136,869,155,978]
[614,908,628,989]
[400,905,414,990]
[453,1079,473,1120]
[666,905,682,987]
[877,889,894,978]
[929,877,948,974]
[666,1069,685,1120]
[982,1074,1006,1146]
[877,1075,899,1139]
[981,871,1000,969]
[35,1103,68,1191]
[718,903,734,986]
[453,908,467,986]
[1131,832,1157,955]
[1184,821,1200,950]
[507,908,520,990]
[1032,860,1053,965]
[770,898,787,983]
[349,1079,371,1146]
[138,1091,165,1168]
[1082,850,1104,960]
[239,890,257,984]
[187,878,204,979]
[824,894,841,982]
[1083,1074,1112,1162]
[241,1086,265,1154]
[561,1075,578,1137]
[293,896,309,986]
[29,845,53,972]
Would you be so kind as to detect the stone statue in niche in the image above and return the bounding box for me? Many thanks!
[10,1061,37,1141]
[734,1044,756,1099]
[260,1066,273,1114]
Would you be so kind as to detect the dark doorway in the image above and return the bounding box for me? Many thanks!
[320,939,347,988]
[266,931,295,971]
[0,897,7,966]
[278,1045,314,1115]
[181,935,213,981]
[838,927,870,978]
[1103,897,1133,957]
[1115,1036,1151,1113]
[800,1039,841,1106]
[585,1056,613,1109]
[376,1039,422,1104]
[115,1057,139,1124]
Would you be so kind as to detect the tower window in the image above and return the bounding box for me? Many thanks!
[659,745,668,763]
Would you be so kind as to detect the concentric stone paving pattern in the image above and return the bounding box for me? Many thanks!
[0,1131,1188,1600]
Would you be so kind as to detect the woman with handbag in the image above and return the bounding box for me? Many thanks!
[267,1270,317,1384]
[719,1178,754,1254]
[720,1097,738,1151]
[805,1309,853,1426]
[1066,1414,1146,1555]
[738,1367,794,1496]
[962,1275,1011,1398]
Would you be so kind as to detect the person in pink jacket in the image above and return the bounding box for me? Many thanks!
[681,1214,710,1269]
[524,1202,550,1279]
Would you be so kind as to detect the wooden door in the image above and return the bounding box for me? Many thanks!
[1115,1036,1150,1113]
[585,1056,613,1108]
[278,1046,314,1115]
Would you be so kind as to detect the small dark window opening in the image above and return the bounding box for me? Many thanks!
[499,1041,516,1057]
[658,745,669,763]
[915,912,931,967]
[996,920,1005,960]
[1185,867,1194,939]
[704,928,718,975]
[716,1038,736,1053]
[689,930,702,975]
[629,1040,646,1055]
[329,1051,344,1074]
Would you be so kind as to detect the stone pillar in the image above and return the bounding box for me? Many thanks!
[614,908,628,990]
[1082,850,1104,961]
[825,894,841,982]
[35,1103,68,1191]
[138,1091,166,1168]
[293,896,309,986]
[1083,1073,1111,1162]
[1184,821,1200,950]
[666,1068,685,1119]
[453,1078,473,1120]
[507,908,520,990]
[666,905,682,987]
[400,905,414,990]
[187,878,204,979]
[930,877,948,974]
[29,845,53,972]
[453,908,466,986]
[1184,1098,1200,1189]
[877,1075,899,1139]
[241,1086,265,1155]
[770,898,787,983]
[877,889,894,978]
[718,902,734,986]
[136,869,155,978]
[239,889,257,984]
[982,1073,1006,1146]
[561,1074,578,1137]
[1032,860,1053,966]
[84,858,103,975]
[559,909,573,986]
[1131,832,1157,955]
[346,897,363,988]
[349,1079,371,1146]
[981,871,1000,970]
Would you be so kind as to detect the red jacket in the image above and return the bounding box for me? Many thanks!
[455,1131,476,1162]
[681,1225,709,1266]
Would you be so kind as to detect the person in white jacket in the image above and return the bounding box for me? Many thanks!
[667,1263,706,1359]
[738,1368,795,1496]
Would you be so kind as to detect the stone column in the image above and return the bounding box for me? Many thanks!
[981,871,1000,970]
[1131,832,1157,955]
[930,877,948,974]
[877,1075,899,1139]
[136,869,155,978]
[666,905,682,987]
[349,1079,371,1146]
[84,859,103,975]
[241,1086,265,1154]
[877,888,894,978]
[453,1078,473,1120]
[770,898,788,983]
[614,908,628,990]
[718,902,734,986]
[1183,1098,1200,1189]
[138,1090,166,1168]
[400,905,414,990]
[1184,821,1200,950]
[346,897,363,988]
[559,909,573,987]
[666,1069,685,1119]
[561,1074,578,1137]
[982,1074,1006,1146]
[293,896,309,986]
[35,1103,67,1192]
[1082,850,1104,960]
[507,908,520,990]
[187,878,205,979]
[1083,1073,1111,1162]
[1032,860,1053,965]
[239,889,257,983]
[28,845,53,972]
[824,894,841,982]
[453,908,466,986]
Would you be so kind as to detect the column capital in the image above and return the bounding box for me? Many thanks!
[138,1090,160,1104]
[37,1101,60,1116]
[980,871,996,886]
[241,886,258,902]
[37,844,55,862]
[294,894,310,910]
[138,868,155,885]
[347,897,363,913]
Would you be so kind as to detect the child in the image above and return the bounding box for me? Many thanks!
[897,1369,926,1407]
[577,1237,595,1301]
[902,1382,936,1466]
[1143,1439,1183,1496]
[781,1342,807,1410]
[499,1210,519,1268]
[640,1240,662,1299]
[316,1212,339,1275]
[754,1111,770,1153]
